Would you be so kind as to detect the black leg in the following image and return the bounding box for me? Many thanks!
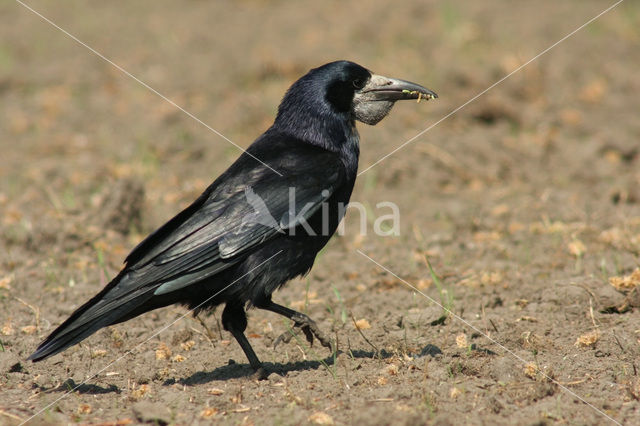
[255,299,333,350]
[221,303,268,380]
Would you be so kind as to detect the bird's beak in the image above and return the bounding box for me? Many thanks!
[353,73,437,125]
[361,74,438,102]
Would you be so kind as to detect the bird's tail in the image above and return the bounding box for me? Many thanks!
[28,271,155,362]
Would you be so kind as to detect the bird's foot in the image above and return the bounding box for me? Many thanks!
[252,366,270,381]
[273,313,333,351]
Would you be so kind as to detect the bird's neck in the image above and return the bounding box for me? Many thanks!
[339,127,360,179]
[273,111,360,178]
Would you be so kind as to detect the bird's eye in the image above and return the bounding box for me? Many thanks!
[352,78,365,89]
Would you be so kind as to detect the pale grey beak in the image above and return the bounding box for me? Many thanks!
[353,73,437,125]
[362,74,438,102]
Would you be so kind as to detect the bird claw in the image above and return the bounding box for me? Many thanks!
[273,313,333,351]
[253,366,270,381]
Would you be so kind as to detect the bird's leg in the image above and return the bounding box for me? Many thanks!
[222,303,269,380]
[256,300,333,350]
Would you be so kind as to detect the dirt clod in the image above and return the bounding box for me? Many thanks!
[97,178,145,235]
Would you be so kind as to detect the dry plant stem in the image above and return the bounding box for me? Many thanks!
[351,314,380,357]
[195,313,217,341]
[0,410,25,422]
[15,297,40,330]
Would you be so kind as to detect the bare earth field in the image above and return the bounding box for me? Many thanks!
[2,1,640,424]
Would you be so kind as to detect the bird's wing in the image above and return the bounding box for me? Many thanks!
[118,145,344,296]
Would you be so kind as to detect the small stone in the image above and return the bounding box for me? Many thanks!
[200,407,219,418]
[308,412,334,425]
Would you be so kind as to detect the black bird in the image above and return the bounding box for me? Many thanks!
[29,61,436,377]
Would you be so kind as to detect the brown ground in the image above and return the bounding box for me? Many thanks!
[2,0,640,424]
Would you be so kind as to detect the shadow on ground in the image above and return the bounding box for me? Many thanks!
[45,379,121,395]
[172,344,443,384]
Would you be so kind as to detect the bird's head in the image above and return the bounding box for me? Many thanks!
[276,61,437,128]
[272,61,436,158]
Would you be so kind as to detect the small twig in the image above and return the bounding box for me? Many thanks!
[295,344,307,360]
[189,327,215,349]
[183,313,216,348]
[556,375,592,386]
[0,409,25,422]
[351,314,380,358]
[588,298,598,330]
[15,297,40,330]
[612,331,625,353]
[481,303,488,336]
[570,283,601,307]
[195,313,217,341]
[489,318,499,333]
